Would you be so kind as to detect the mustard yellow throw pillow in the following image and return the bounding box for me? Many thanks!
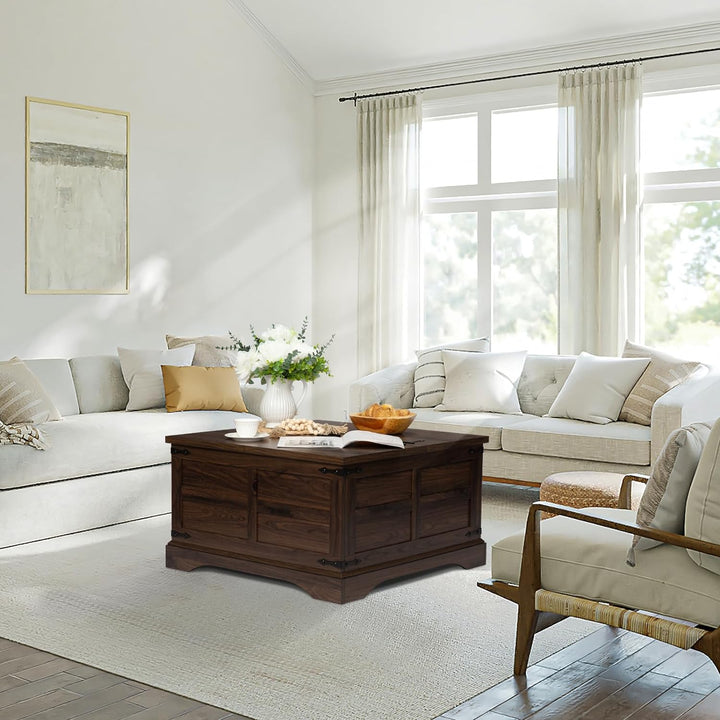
[161,366,247,413]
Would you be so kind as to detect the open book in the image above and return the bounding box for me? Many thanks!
[277,430,404,449]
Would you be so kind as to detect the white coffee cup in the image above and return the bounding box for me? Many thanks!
[234,414,261,438]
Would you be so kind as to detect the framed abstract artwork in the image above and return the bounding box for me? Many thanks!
[25,97,130,294]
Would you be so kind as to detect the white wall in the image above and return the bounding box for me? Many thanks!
[312,95,359,419]
[0,1,314,378]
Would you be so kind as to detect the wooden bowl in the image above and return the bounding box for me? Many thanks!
[349,412,416,435]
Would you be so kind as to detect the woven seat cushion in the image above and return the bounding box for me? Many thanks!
[540,471,641,510]
[492,507,720,629]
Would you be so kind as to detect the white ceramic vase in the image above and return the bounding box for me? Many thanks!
[258,378,308,426]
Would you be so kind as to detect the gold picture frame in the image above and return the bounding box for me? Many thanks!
[25,97,130,294]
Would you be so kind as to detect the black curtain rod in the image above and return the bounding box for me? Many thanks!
[338,45,720,104]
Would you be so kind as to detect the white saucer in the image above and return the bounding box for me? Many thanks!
[225,432,269,441]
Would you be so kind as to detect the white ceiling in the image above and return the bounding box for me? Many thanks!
[239,0,720,85]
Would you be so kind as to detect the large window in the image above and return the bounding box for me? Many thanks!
[421,75,720,360]
[421,92,558,352]
[642,85,720,361]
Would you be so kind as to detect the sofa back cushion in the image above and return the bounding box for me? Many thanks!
[23,358,79,416]
[517,355,576,416]
[70,356,129,413]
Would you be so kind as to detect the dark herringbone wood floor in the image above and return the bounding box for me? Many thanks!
[1,627,719,720]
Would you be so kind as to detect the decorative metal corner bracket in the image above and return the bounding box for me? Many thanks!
[318,466,363,477]
[318,558,361,569]
[171,530,191,539]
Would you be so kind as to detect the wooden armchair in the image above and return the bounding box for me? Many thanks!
[479,474,720,675]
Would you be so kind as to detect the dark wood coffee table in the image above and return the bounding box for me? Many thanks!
[165,425,488,603]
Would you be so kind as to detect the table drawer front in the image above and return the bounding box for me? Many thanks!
[355,472,412,508]
[182,498,249,539]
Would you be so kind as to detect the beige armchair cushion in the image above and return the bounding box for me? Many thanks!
[492,507,720,629]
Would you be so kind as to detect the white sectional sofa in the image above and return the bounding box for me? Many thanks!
[348,353,720,486]
[0,355,263,548]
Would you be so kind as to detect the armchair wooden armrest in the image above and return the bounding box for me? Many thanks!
[618,473,649,509]
[527,501,720,558]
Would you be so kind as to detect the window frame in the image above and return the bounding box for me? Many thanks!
[421,84,559,351]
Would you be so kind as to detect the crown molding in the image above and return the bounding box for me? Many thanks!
[315,21,720,97]
[225,0,314,91]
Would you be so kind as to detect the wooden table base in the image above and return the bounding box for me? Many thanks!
[166,541,486,603]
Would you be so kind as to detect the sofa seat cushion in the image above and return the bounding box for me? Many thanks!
[412,409,537,450]
[501,417,650,465]
[492,507,720,629]
[0,409,240,490]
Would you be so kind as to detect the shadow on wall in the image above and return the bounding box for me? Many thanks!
[14,178,312,359]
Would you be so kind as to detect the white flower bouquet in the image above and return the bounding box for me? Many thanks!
[224,318,333,383]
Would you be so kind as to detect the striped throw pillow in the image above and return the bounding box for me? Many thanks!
[0,357,62,424]
[413,338,490,408]
[619,341,702,426]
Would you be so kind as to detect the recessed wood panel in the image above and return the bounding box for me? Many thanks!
[257,515,330,553]
[355,472,412,508]
[182,498,248,539]
[181,460,251,504]
[419,489,470,537]
[419,462,473,496]
[354,501,412,552]
[256,471,331,509]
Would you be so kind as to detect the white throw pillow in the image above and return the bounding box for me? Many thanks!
[438,350,527,414]
[118,346,195,411]
[413,338,490,408]
[547,352,650,425]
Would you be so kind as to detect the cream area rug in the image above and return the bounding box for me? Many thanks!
[0,485,593,720]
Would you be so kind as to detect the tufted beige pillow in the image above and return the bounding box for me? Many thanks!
[619,341,701,426]
[166,334,239,368]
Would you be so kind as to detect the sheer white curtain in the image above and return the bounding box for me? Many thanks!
[558,63,643,356]
[357,94,421,375]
